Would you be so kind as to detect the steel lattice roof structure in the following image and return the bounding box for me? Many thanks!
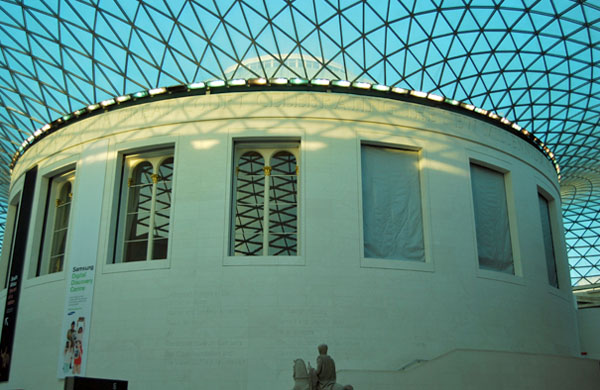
[0,0,598,287]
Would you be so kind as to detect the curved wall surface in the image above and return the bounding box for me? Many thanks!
[0,91,578,389]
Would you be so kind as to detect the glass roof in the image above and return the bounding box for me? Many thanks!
[0,0,598,286]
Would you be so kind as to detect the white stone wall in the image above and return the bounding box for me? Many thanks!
[578,307,600,360]
[0,92,577,390]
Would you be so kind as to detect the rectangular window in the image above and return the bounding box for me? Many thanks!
[37,170,75,276]
[539,194,559,288]
[114,148,174,263]
[361,144,425,261]
[231,142,298,256]
[470,163,514,274]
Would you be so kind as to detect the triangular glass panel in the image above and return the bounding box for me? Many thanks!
[288,4,318,43]
[469,6,495,28]
[407,19,429,44]
[459,8,481,31]
[0,2,25,27]
[1,25,29,52]
[4,49,35,78]
[387,0,412,22]
[189,2,221,40]
[386,24,408,53]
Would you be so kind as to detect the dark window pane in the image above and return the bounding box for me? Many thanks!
[124,239,148,262]
[152,238,168,260]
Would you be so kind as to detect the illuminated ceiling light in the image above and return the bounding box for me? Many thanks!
[62,114,73,121]
[41,124,51,132]
[331,80,351,87]
[100,99,116,107]
[488,112,499,120]
[188,82,206,89]
[410,90,428,98]
[74,108,86,116]
[248,78,267,85]
[511,123,521,131]
[207,80,226,88]
[149,87,167,96]
[352,81,371,89]
[269,77,288,85]
[500,117,511,125]
[20,140,27,148]
[132,91,148,99]
[290,78,309,85]
[522,129,529,135]
[116,95,131,103]
[445,98,460,106]
[227,79,246,86]
[427,93,444,102]
[310,79,330,86]
[460,102,475,111]
[392,87,409,94]
[33,129,42,137]
[26,135,34,143]
[474,107,488,115]
[87,103,100,111]
[372,84,390,92]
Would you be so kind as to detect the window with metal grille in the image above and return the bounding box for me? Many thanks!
[114,149,174,263]
[231,142,298,256]
[37,170,75,275]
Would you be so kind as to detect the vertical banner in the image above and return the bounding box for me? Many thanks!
[57,140,108,378]
[58,265,95,378]
[0,166,38,382]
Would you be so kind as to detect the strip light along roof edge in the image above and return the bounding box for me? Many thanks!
[10,78,560,179]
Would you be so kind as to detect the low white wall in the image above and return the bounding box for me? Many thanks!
[337,349,600,390]
[578,307,600,360]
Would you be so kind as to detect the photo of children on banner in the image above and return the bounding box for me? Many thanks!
[62,317,85,375]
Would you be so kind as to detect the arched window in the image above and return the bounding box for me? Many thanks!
[37,170,75,276]
[153,157,174,259]
[123,161,153,262]
[269,151,297,255]
[115,149,174,263]
[234,152,265,255]
[232,143,298,256]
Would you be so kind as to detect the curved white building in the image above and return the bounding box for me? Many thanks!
[0,84,592,389]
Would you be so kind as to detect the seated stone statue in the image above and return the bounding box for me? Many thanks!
[310,344,354,390]
[291,359,310,390]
